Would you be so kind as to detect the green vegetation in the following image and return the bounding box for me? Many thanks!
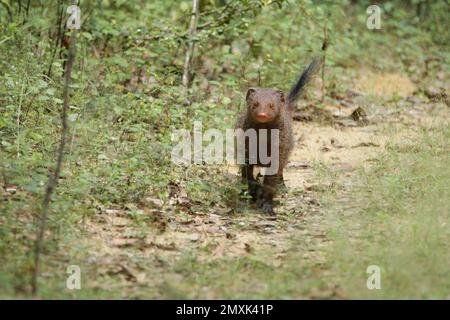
[0,0,448,299]
[323,125,450,299]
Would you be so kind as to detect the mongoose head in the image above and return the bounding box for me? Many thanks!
[246,88,285,124]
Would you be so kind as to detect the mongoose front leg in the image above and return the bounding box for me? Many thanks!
[242,164,259,201]
[261,174,281,215]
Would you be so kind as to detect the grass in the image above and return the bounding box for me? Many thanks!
[322,125,450,299]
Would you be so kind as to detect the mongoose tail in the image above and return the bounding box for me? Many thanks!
[286,57,322,109]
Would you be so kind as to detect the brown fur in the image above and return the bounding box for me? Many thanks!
[236,88,294,215]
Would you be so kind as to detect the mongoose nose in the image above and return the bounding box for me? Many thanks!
[255,112,272,122]
[257,112,269,118]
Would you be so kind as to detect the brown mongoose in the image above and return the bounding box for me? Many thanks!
[236,58,321,215]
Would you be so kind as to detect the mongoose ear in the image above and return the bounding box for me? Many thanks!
[275,90,285,103]
[246,88,256,102]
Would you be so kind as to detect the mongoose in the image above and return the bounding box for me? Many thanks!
[236,58,321,215]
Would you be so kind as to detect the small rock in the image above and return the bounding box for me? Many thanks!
[136,273,147,284]
[189,234,200,242]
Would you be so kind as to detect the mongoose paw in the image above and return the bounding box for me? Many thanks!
[261,202,275,215]
[248,181,261,202]
[249,188,258,202]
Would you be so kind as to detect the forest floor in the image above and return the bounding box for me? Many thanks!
[48,70,448,299]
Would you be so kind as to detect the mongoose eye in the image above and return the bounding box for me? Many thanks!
[252,103,259,109]
[269,104,275,110]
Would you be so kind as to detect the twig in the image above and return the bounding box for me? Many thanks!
[320,12,329,103]
[26,0,30,16]
[182,0,200,90]
[31,21,78,296]
[16,80,26,158]
[1,168,8,190]
[0,1,13,22]
[22,0,31,23]
[46,0,64,78]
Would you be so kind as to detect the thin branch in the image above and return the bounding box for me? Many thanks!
[0,1,13,22]
[26,0,30,16]
[22,0,31,23]
[17,0,22,15]
[182,0,200,89]
[46,0,64,78]
[31,23,78,296]
[320,12,329,103]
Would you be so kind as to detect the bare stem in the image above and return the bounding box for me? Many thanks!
[182,0,200,90]
[321,13,329,103]
[31,25,78,296]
